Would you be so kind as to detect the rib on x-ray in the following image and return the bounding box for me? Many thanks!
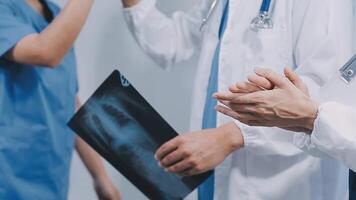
[68,70,212,200]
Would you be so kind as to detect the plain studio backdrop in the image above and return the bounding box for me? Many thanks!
[53,0,198,199]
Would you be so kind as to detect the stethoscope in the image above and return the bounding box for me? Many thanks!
[200,0,274,31]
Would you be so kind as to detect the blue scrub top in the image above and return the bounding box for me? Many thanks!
[199,1,229,200]
[0,0,78,199]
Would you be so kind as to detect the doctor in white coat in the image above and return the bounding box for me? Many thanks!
[214,3,356,176]
[215,66,356,172]
[121,0,353,199]
[214,65,356,198]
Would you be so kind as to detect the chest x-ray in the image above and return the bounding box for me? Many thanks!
[68,70,212,200]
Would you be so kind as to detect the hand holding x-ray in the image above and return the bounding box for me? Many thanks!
[214,68,319,133]
[155,122,244,177]
[69,70,212,200]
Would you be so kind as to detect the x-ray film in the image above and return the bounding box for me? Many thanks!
[68,70,212,200]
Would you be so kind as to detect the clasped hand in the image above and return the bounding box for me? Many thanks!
[214,67,319,133]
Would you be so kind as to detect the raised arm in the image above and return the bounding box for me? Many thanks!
[122,0,210,68]
[5,0,94,68]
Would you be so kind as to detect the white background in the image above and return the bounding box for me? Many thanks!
[53,0,198,199]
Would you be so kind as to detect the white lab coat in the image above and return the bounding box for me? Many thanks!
[123,0,354,199]
[294,56,356,172]
[295,102,356,172]
[293,2,356,174]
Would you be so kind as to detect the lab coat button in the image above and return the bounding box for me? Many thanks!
[347,69,354,77]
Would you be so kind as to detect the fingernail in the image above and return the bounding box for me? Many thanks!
[158,162,162,167]
[154,154,158,160]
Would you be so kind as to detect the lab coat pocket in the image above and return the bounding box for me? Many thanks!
[243,28,287,73]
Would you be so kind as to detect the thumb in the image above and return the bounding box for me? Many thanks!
[284,67,302,86]
[254,68,288,88]
[284,67,309,94]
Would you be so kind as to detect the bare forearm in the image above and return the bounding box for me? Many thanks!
[40,0,93,62]
[122,0,139,8]
[76,137,108,179]
[8,0,94,67]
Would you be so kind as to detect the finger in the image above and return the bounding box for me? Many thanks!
[232,92,262,104]
[284,67,309,93]
[166,159,193,174]
[155,137,181,161]
[247,74,274,90]
[235,81,264,93]
[178,167,194,177]
[254,68,288,88]
[229,84,245,93]
[284,67,302,85]
[160,148,185,168]
[215,105,240,119]
[215,105,257,121]
[218,100,257,113]
[213,92,243,101]
[180,168,200,177]
[214,92,261,104]
[213,92,233,101]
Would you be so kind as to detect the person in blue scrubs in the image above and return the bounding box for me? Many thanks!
[0,0,121,199]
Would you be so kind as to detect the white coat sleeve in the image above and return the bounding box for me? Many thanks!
[239,0,354,156]
[123,0,208,69]
[294,102,356,172]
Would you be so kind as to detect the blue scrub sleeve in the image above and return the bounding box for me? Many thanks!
[0,3,37,57]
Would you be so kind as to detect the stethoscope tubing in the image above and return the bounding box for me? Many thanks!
[200,0,220,30]
[260,0,272,13]
[201,0,273,31]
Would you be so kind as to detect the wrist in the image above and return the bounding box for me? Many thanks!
[301,100,319,133]
[218,122,244,153]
